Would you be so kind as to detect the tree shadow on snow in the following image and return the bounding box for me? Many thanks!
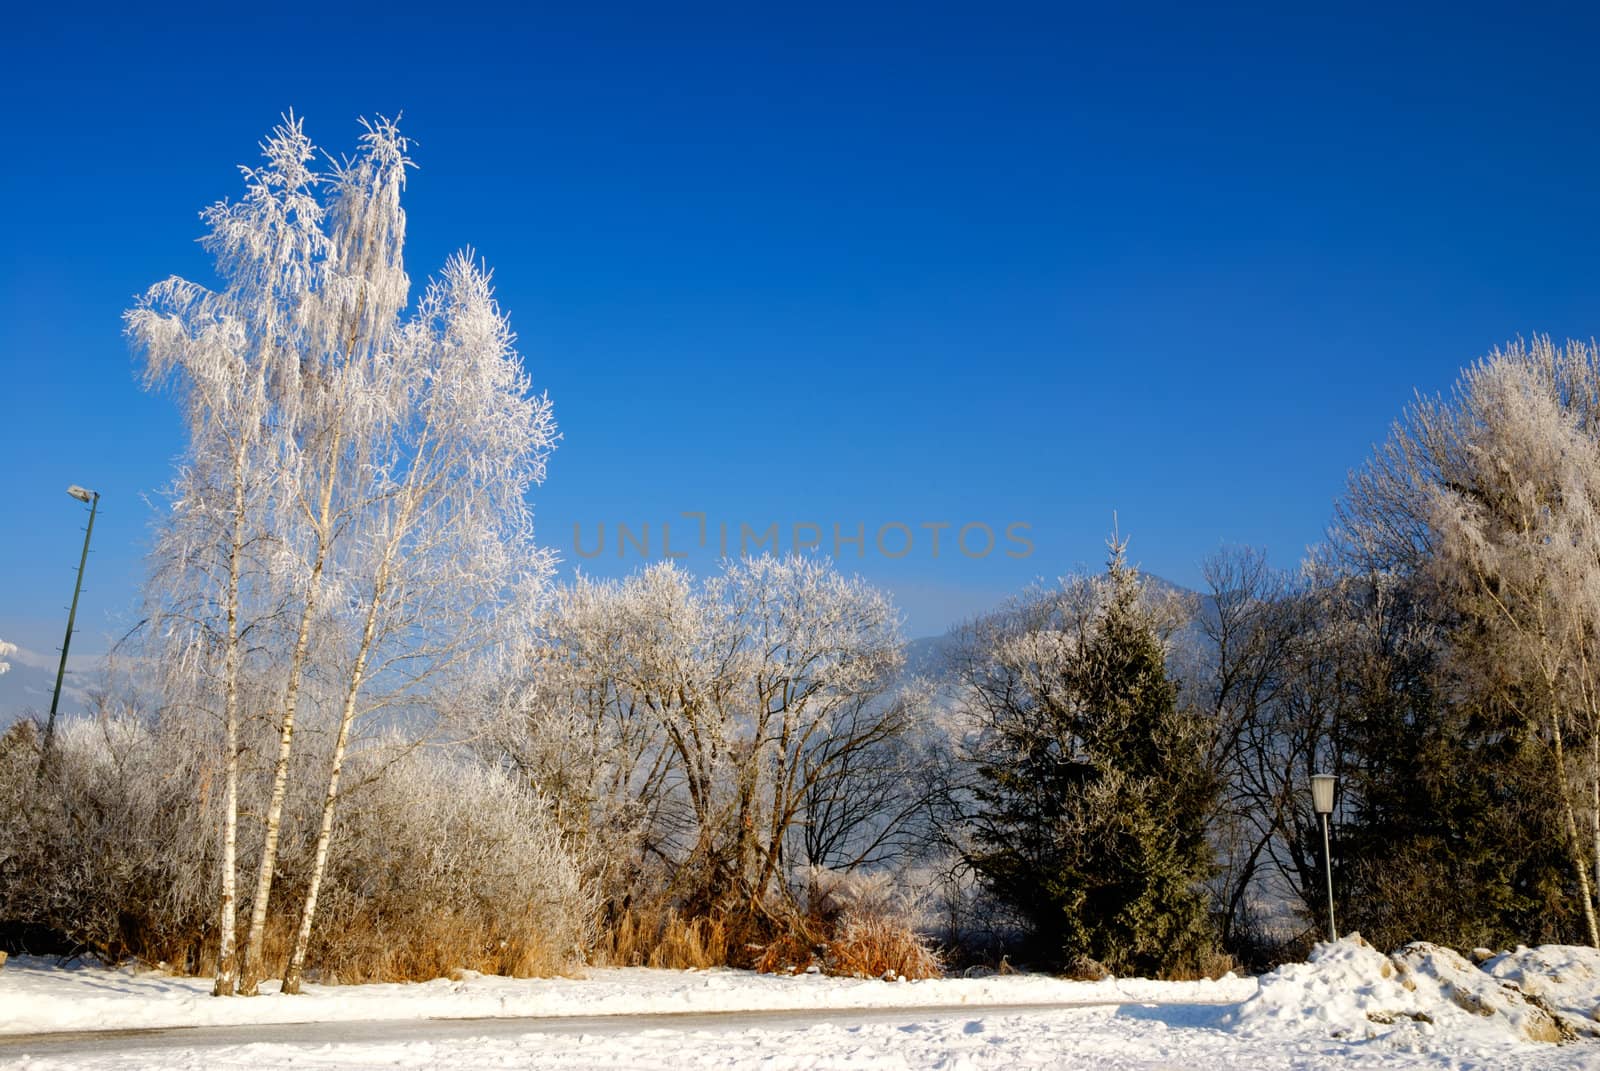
[1113,1001,1241,1030]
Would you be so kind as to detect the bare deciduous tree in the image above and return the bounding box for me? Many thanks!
[508,556,905,926]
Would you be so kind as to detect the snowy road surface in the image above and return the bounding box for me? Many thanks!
[1,945,1596,1069]
[0,1002,1147,1063]
[0,1000,1585,1070]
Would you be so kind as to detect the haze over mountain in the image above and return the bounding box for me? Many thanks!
[0,572,1211,726]
[0,642,91,727]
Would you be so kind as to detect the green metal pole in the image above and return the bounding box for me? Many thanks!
[42,491,98,764]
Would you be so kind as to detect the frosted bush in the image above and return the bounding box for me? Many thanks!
[1,718,595,981]
[308,741,596,980]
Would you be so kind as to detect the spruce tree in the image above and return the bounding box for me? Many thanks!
[961,541,1216,975]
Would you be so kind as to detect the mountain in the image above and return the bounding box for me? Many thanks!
[898,572,1210,683]
[0,644,88,727]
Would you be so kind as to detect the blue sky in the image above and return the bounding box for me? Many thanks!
[4,4,1600,672]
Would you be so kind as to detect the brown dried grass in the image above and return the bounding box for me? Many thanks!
[593,909,730,971]
[594,900,940,981]
[824,912,942,980]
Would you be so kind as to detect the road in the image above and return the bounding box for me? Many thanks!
[0,999,1192,1061]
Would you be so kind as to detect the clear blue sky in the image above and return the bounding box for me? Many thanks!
[4,4,1599,665]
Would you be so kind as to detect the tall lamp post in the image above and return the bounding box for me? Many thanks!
[42,485,99,766]
[1311,772,1338,941]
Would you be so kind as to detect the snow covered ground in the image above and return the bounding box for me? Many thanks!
[0,958,1248,1034]
[1,938,1596,1069]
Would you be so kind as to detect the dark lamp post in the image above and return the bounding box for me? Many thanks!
[42,485,99,767]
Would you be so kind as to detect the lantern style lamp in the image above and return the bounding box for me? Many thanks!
[1311,772,1337,941]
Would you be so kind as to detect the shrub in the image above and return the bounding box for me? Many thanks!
[594,908,731,970]
[0,717,593,982]
[749,869,941,979]
[299,743,595,982]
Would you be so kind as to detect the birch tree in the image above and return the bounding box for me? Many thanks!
[281,251,556,993]
[129,114,558,993]
[127,116,327,994]
[231,117,419,995]
[1339,336,1600,947]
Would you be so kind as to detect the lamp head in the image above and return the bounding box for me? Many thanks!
[66,485,94,503]
[1311,773,1337,815]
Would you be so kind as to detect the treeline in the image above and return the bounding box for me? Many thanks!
[3,115,1597,985]
[10,338,1599,983]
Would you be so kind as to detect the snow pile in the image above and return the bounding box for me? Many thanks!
[1232,934,1589,1050]
[1231,934,1433,1040]
[1484,944,1600,1034]
[1392,942,1571,1044]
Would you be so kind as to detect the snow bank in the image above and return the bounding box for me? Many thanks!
[1231,934,1592,1052]
[7,938,1596,1070]
[1392,942,1572,1043]
[1231,934,1430,1039]
[0,956,1251,1036]
[1485,944,1600,1033]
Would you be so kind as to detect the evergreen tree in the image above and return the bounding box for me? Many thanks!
[957,540,1216,975]
[1314,572,1584,949]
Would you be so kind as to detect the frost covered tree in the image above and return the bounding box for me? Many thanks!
[953,540,1217,975]
[1339,337,1600,948]
[509,556,904,928]
[128,116,327,994]
[127,114,557,994]
[280,249,557,993]
[233,120,409,996]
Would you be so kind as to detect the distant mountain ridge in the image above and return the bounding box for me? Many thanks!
[0,644,90,727]
[898,572,1208,684]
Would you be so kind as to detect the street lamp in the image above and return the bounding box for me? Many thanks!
[42,485,99,767]
[1311,772,1337,942]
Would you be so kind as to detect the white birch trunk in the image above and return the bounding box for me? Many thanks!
[281,555,389,993]
[211,451,246,997]
[1551,708,1600,948]
[238,443,339,995]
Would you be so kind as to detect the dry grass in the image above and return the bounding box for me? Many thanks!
[593,909,730,970]
[1157,949,1239,981]
[754,929,823,974]
[823,913,942,979]
[593,895,942,981]
[90,891,580,985]
[783,868,944,980]
[300,908,577,984]
[1062,954,1111,981]
[750,912,942,980]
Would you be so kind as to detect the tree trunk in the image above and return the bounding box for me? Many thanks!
[282,557,389,994]
[235,586,317,994]
[211,456,246,997]
[1551,710,1600,948]
[1591,730,1599,911]
[279,686,354,995]
[239,441,340,995]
